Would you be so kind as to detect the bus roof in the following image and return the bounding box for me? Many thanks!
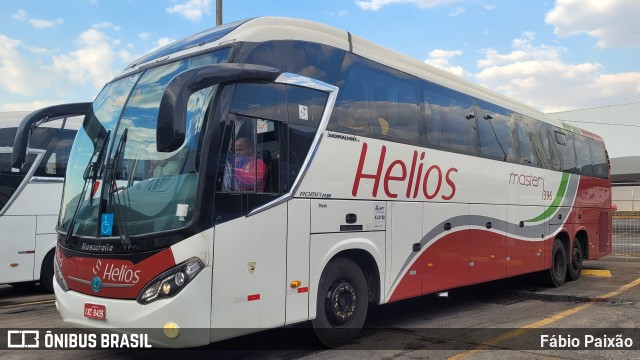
[122,16,579,133]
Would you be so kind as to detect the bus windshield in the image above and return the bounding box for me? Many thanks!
[58,49,231,240]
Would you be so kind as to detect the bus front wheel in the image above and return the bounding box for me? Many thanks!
[544,239,567,287]
[312,257,368,348]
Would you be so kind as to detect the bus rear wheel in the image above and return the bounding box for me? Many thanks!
[312,257,368,348]
[544,239,567,287]
[567,238,583,281]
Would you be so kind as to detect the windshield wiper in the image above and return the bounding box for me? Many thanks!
[63,130,111,246]
[105,128,133,249]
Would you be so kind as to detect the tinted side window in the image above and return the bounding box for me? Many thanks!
[0,128,17,147]
[540,124,562,171]
[574,134,593,176]
[329,53,421,144]
[588,139,608,179]
[283,85,327,191]
[557,131,577,173]
[515,115,548,168]
[235,40,345,85]
[230,83,287,122]
[422,82,476,154]
[215,82,327,223]
[0,153,37,212]
[287,85,327,126]
[33,128,76,177]
[28,127,57,150]
[221,116,279,194]
[284,123,316,192]
[475,102,516,161]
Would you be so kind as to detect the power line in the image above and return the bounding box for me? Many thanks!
[564,120,640,128]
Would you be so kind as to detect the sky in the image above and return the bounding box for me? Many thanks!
[0,0,639,113]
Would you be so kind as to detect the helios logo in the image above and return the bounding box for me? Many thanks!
[93,259,102,275]
[352,142,458,201]
[93,260,141,284]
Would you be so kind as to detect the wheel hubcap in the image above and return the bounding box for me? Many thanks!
[325,279,357,326]
[572,247,582,269]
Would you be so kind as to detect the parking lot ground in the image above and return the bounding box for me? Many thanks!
[1,255,638,359]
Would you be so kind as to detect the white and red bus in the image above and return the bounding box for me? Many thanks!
[2,105,87,292]
[42,17,611,347]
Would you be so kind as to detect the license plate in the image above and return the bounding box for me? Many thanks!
[84,303,106,320]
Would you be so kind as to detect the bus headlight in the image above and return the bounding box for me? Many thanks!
[137,258,204,304]
[53,252,68,292]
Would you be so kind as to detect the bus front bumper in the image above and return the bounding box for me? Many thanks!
[54,266,212,348]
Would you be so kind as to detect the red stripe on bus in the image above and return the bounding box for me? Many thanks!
[297,287,308,293]
[248,294,261,301]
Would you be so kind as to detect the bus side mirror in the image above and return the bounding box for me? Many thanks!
[157,63,282,152]
[11,102,91,169]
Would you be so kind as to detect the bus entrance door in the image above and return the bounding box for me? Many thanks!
[0,149,43,283]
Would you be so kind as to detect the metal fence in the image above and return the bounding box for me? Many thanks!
[612,211,640,257]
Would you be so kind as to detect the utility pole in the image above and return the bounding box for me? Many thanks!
[216,0,222,26]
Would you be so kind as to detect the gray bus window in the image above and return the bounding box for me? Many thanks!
[588,139,608,179]
[230,83,287,122]
[286,84,328,126]
[557,131,577,173]
[34,128,76,177]
[515,115,547,167]
[330,53,421,144]
[222,116,277,194]
[475,102,515,161]
[0,153,37,212]
[422,82,476,155]
[574,134,594,176]
[541,124,562,171]
[235,40,345,85]
[284,123,316,192]
[0,128,17,147]
[555,131,567,145]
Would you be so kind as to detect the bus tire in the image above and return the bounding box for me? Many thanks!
[9,281,37,289]
[39,250,55,293]
[545,239,567,287]
[312,257,368,348]
[567,238,583,281]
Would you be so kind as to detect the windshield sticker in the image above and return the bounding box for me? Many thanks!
[298,105,308,120]
[176,204,188,221]
[257,119,269,134]
[100,214,114,236]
